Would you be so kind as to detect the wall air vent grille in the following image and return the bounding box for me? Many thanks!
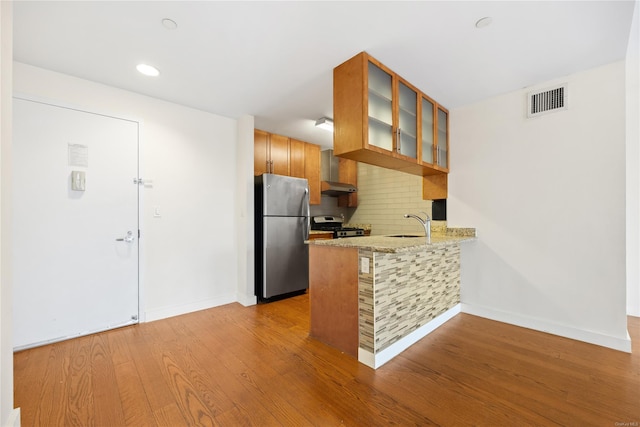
[527,84,567,118]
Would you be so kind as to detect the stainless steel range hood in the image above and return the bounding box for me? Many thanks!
[321,181,357,196]
[321,150,357,196]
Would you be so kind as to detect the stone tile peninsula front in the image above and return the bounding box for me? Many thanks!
[308,232,475,369]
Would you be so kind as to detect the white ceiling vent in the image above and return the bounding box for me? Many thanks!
[527,84,567,118]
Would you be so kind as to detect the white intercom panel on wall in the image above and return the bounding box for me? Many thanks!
[71,170,86,191]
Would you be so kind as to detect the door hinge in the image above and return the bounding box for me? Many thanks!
[138,230,141,239]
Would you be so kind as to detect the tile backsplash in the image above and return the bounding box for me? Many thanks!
[348,163,434,236]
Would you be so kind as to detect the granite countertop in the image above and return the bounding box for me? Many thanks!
[308,228,476,253]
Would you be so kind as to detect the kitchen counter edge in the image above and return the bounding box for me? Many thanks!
[307,228,476,253]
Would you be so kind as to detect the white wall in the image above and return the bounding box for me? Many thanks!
[0,3,19,427]
[13,62,241,323]
[626,0,640,317]
[449,61,631,352]
[236,115,256,306]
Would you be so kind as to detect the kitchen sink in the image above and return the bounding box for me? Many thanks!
[387,234,423,238]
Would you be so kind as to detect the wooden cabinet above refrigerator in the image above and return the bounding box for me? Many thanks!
[254,129,321,205]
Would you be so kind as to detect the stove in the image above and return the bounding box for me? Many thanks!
[311,216,365,238]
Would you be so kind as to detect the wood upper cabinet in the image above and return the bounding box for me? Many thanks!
[333,51,449,177]
[337,157,358,208]
[289,138,306,179]
[268,133,290,176]
[304,143,321,205]
[423,174,448,201]
[421,104,449,199]
[420,95,435,165]
[254,129,322,205]
[420,96,449,172]
[254,129,290,176]
[254,129,270,176]
[436,106,449,170]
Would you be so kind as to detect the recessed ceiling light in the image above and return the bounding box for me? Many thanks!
[136,63,160,77]
[475,17,493,29]
[161,18,177,30]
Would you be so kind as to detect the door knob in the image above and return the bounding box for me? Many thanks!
[116,231,135,243]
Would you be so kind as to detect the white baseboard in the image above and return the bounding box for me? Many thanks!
[4,408,20,427]
[144,294,236,322]
[236,293,257,307]
[359,304,461,369]
[461,303,632,353]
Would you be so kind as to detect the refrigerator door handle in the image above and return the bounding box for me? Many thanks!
[304,188,310,240]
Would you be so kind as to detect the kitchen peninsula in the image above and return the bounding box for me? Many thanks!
[308,229,475,369]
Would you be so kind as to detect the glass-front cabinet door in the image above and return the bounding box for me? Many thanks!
[421,97,435,164]
[397,81,417,159]
[436,107,448,169]
[367,62,394,152]
[334,51,449,180]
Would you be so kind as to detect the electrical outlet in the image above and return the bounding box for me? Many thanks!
[361,257,370,274]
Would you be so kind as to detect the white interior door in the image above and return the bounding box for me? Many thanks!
[12,97,139,350]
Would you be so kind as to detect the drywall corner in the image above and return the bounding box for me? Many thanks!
[0,1,15,424]
[626,0,640,317]
[236,115,256,306]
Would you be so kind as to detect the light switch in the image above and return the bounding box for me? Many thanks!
[153,206,161,218]
[361,257,370,274]
[71,171,86,191]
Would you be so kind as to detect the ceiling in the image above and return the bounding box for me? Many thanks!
[12,1,637,149]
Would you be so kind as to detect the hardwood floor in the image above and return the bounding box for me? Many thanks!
[14,293,640,426]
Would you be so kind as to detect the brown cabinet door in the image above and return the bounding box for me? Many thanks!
[436,106,449,172]
[254,130,322,205]
[337,157,358,208]
[289,139,306,178]
[394,78,419,162]
[269,134,290,176]
[254,129,270,176]
[304,143,321,205]
[419,95,436,166]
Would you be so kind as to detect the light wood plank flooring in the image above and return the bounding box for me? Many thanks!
[14,293,640,426]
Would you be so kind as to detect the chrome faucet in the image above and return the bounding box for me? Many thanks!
[404,212,431,243]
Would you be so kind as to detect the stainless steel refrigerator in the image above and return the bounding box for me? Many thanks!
[255,174,310,302]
